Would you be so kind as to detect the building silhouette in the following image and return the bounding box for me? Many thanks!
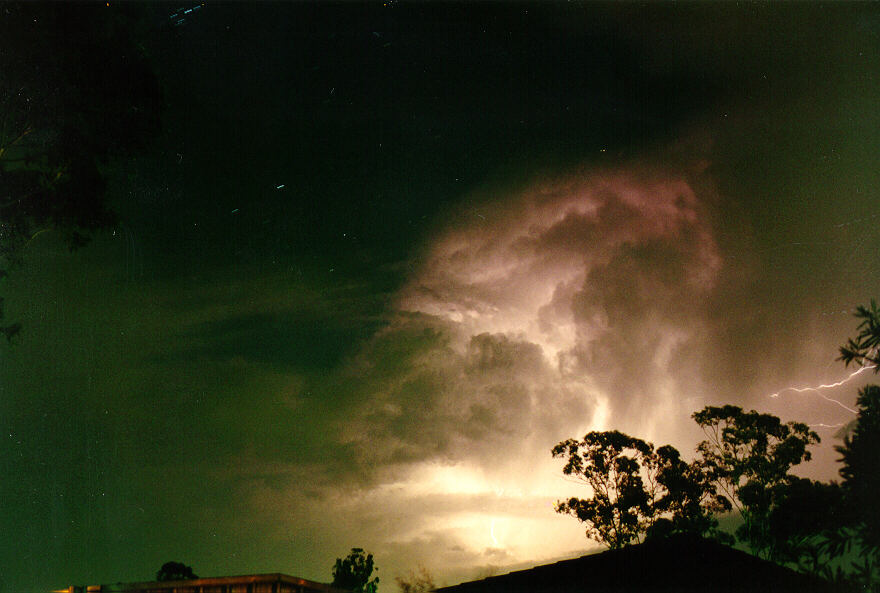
[62,574,345,593]
[435,535,848,593]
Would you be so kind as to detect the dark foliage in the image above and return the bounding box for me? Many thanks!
[836,384,880,559]
[764,478,845,576]
[0,2,162,338]
[332,548,379,593]
[156,561,198,582]
[552,431,726,549]
[553,431,653,549]
[647,444,732,543]
[839,300,880,370]
[692,405,819,559]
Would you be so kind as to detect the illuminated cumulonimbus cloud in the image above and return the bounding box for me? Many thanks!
[342,162,722,478]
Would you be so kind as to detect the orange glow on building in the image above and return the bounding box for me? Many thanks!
[62,574,345,593]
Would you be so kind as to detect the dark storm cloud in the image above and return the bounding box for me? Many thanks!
[466,333,544,375]
[280,157,726,519]
[393,159,719,424]
[156,309,382,371]
[327,311,593,481]
[565,236,715,419]
[0,246,408,587]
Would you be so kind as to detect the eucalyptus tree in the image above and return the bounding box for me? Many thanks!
[552,430,726,549]
[332,548,379,593]
[691,405,819,559]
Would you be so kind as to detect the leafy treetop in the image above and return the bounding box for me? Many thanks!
[839,300,880,370]
[332,548,379,593]
[692,405,819,558]
[156,562,198,582]
[835,384,880,558]
[552,430,726,549]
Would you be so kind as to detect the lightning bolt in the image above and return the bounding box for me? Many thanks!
[768,365,876,414]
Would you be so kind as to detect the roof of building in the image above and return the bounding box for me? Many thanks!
[61,573,345,593]
[435,535,847,593]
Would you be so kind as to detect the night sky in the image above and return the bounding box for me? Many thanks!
[2,2,880,592]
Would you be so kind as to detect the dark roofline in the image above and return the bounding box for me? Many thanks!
[62,574,344,593]
[435,534,847,593]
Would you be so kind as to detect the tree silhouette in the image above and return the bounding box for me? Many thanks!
[553,431,655,549]
[156,562,198,581]
[839,300,880,370]
[832,304,880,586]
[692,405,819,559]
[835,384,880,560]
[0,3,161,339]
[552,431,725,549]
[647,444,731,542]
[765,478,844,576]
[332,548,379,593]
